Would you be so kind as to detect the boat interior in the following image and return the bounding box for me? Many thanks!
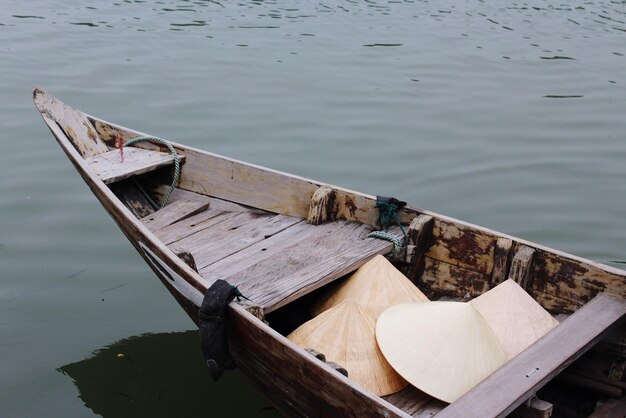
[92,143,626,418]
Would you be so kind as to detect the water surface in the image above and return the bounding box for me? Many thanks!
[1,1,625,417]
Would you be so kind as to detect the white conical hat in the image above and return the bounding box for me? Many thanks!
[470,279,559,359]
[376,302,507,403]
[311,255,429,319]
[288,301,407,396]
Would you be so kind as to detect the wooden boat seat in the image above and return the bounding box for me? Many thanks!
[86,147,183,184]
[434,293,626,418]
[140,187,401,313]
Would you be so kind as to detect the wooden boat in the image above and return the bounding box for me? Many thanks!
[33,87,626,417]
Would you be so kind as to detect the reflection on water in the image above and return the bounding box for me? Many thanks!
[58,331,279,418]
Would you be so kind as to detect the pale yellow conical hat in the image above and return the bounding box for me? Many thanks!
[311,255,429,319]
[376,302,507,403]
[288,301,407,396]
[470,279,559,359]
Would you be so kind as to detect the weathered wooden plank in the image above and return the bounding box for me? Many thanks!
[176,148,413,226]
[109,179,155,218]
[199,220,314,282]
[225,223,402,312]
[90,118,138,148]
[420,257,492,298]
[173,213,302,270]
[382,386,446,417]
[405,215,434,284]
[141,198,210,231]
[509,245,536,290]
[85,147,183,184]
[34,88,109,157]
[531,250,626,314]
[426,219,496,275]
[307,185,337,225]
[435,293,626,418]
[178,148,320,219]
[492,237,513,286]
[153,209,232,245]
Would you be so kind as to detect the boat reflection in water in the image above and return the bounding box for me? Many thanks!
[58,331,279,418]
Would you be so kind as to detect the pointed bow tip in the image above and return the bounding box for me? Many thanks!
[32,85,46,100]
[32,86,51,114]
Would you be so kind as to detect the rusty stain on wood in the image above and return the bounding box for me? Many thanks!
[427,219,495,275]
[421,257,491,298]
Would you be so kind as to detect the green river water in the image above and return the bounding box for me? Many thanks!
[1,1,625,417]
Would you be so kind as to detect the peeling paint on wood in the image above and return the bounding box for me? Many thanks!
[427,219,496,275]
[421,257,491,298]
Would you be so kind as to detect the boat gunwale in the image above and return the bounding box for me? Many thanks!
[77,113,626,280]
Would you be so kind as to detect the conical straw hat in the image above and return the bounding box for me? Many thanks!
[311,254,429,319]
[470,279,559,359]
[288,301,407,396]
[376,302,507,403]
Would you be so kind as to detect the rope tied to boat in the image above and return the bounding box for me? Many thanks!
[367,196,407,257]
[120,136,180,209]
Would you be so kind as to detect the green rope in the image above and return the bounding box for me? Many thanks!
[373,197,406,239]
[367,196,408,257]
[368,230,403,257]
[122,136,180,209]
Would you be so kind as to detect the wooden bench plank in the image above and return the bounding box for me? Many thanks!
[173,213,302,270]
[435,293,626,418]
[223,222,402,312]
[153,209,233,245]
[141,198,210,231]
[85,147,183,184]
[199,220,313,281]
